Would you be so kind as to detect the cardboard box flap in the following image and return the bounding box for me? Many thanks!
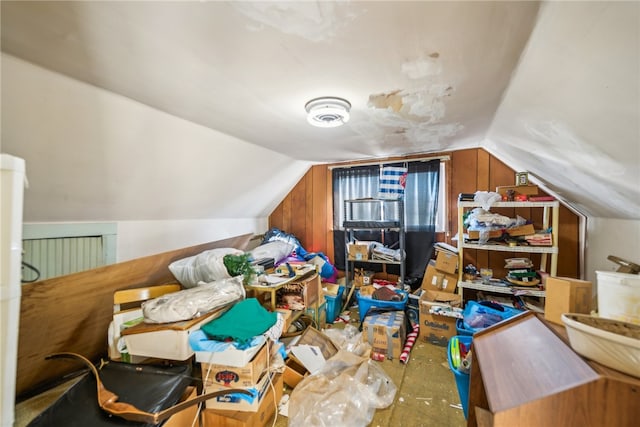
[291,327,338,361]
[421,290,462,307]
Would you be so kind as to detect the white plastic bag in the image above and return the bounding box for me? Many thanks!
[141,276,245,323]
[247,241,294,264]
[288,349,397,427]
[168,247,243,288]
[473,191,502,210]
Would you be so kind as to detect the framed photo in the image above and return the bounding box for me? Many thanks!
[516,172,529,186]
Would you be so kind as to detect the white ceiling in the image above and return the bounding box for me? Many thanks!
[1,1,639,220]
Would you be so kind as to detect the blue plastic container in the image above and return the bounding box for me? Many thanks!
[356,289,408,323]
[447,335,473,419]
[324,285,345,323]
[461,300,522,334]
[456,318,474,336]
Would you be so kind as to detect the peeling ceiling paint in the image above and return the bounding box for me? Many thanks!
[361,52,461,149]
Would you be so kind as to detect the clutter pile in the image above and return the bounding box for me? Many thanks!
[39,228,402,427]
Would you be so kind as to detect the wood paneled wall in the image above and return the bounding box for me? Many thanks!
[16,234,254,397]
[269,148,580,279]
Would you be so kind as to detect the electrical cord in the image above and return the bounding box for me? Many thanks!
[21,260,41,283]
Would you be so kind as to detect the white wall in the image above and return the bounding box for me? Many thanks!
[486,1,640,219]
[115,218,267,262]
[2,54,312,261]
[586,218,640,285]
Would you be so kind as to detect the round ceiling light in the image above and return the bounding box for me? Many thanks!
[304,97,351,128]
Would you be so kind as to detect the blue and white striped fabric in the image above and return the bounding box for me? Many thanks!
[378,166,408,199]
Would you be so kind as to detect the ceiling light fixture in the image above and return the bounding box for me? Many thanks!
[305,97,351,128]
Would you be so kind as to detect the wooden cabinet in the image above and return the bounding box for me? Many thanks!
[456,200,559,303]
[467,311,639,426]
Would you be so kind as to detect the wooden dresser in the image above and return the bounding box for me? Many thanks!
[467,311,639,426]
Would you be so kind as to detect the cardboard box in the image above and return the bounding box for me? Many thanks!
[506,223,535,237]
[354,269,376,287]
[419,290,462,347]
[201,342,268,388]
[348,243,370,260]
[275,308,293,333]
[204,370,276,411]
[496,184,539,196]
[285,326,339,387]
[276,273,321,310]
[434,249,458,274]
[358,284,375,297]
[544,276,593,325]
[468,229,503,240]
[283,357,308,389]
[362,310,407,360]
[195,336,267,368]
[421,264,458,293]
[201,374,283,426]
[290,326,339,363]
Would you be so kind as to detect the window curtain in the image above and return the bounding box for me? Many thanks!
[332,165,380,272]
[404,159,440,278]
[332,159,440,281]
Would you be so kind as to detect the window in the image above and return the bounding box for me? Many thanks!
[332,159,445,279]
[333,160,444,232]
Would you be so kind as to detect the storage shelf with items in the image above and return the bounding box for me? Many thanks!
[343,198,406,308]
[456,199,559,305]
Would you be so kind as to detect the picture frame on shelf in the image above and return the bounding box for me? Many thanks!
[516,172,529,186]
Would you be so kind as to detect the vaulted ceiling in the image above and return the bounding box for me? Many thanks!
[2,1,638,220]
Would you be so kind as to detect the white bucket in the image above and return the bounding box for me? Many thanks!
[596,270,640,324]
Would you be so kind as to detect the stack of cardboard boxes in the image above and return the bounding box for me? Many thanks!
[418,245,463,347]
[198,340,284,427]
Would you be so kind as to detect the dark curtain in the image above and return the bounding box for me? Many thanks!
[332,160,440,281]
[404,160,440,278]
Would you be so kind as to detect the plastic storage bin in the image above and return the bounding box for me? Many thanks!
[324,286,345,323]
[356,289,408,323]
[461,300,522,334]
[596,270,640,324]
[448,335,473,419]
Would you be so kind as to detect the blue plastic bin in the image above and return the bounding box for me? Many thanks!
[356,289,408,323]
[461,300,522,334]
[456,318,474,336]
[324,286,345,323]
[447,335,473,419]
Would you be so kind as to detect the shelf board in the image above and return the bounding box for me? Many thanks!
[346,258,403,265]
[459,280,546,297]
[345,226,402,231]
[458,201,559,208]
[460,242,558,254]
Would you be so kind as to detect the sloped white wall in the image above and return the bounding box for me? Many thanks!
[485,1,640,279]
[486,1,640,220]
[586,218,640,285]
[1,54,311,260]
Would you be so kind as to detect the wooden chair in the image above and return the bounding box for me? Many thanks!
[109,283,181,360]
